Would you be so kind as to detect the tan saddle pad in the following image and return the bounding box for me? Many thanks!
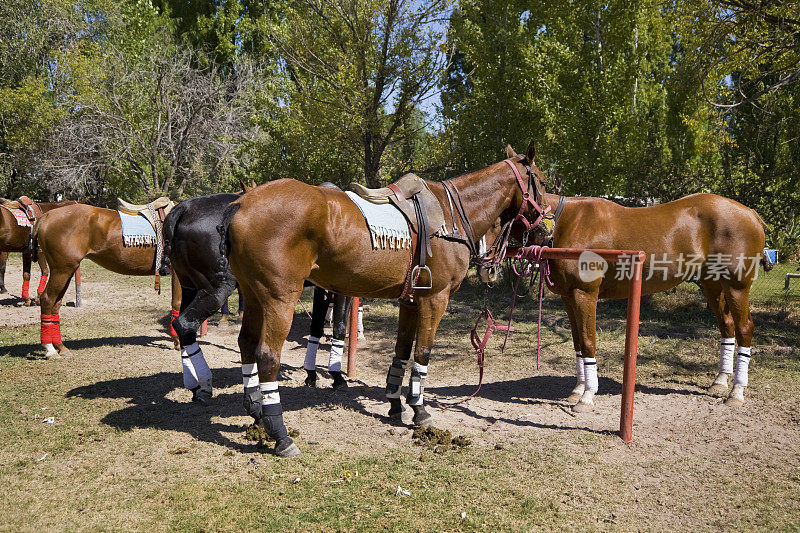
[348,174,445,238]
[117,197,175,229]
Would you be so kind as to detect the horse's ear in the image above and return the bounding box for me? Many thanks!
[239,178,252,192]
[505,145,517,159]
[250,180,257,189]
[526,141,536,162]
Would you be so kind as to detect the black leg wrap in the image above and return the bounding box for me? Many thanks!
[388,398,405,420]
[260,403,299,457]
[385,358,407,398]
[304,369,317,387]
[242,386,263,421]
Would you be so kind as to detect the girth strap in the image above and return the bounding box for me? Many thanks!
[442,180,478,257]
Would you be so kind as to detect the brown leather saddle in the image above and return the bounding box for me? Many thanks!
[117,196,176,293]
[349,174,446,294]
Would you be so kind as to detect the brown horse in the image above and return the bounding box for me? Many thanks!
[34,203,181,358]
[219,143,548,456]
[481,190,767,410]
[1,199,78,304]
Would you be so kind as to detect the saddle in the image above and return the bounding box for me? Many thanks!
[117,196,174,229]
[349,174,446,296]
[117,196,175,294]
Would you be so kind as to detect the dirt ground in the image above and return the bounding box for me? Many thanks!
[0,257,798,531]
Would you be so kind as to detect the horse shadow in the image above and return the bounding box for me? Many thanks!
[66,363,709,451]
[0,335,172,359]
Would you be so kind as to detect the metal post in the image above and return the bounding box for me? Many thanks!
[347,297,359,377]
[620,252,645,443]
[200,319,208,337]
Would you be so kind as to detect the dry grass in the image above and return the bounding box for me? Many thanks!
[0,256,799,531]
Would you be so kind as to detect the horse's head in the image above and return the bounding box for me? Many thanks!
[502,142,550,245]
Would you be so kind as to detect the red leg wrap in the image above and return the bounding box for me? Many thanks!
[41,314,53,344]
[51,315,62,345]
[37,275,48,294]
[169,309,179,338]
[22,280,30,299]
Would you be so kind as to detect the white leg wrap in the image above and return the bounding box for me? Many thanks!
[181,342,211,390]
[571,352,585,397]
[259,381,280,406]
[407,362,427,406]
[719,337,735,374]
[304,336,320,371]
[357,306,364,336]
[241,362,258,388]
[734,346,751,387]
[328,339,344,373]
[580,357,598,405]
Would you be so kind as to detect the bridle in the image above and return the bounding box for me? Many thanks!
[478,155,551,271]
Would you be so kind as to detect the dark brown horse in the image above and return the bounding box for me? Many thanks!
[1,199,78,304]
[219,144,548,456]
[35,203,181,358]
[481,188,767,410]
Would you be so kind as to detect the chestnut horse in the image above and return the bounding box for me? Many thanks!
[160,188,355,406]
[34,204,181,358]
[481,190,767,410]
[219,144,548,456]
[1,199,78,304]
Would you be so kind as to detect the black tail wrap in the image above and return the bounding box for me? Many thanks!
[216,202,241,282]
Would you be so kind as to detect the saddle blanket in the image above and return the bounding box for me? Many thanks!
[0,205,32,227]
[119,211,156,246]
[345,191,412,250]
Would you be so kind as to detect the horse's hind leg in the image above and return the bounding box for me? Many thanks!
[21,252,32,305]
[701,280,736,396]
[239,285,301,457]
[173,282,235,405]
[39,265,77,358]
[561,295,586,402]
[721,284,755,407]
[385,302,418,422]
[0,252,8,294]
[303,287,330,387]
[33,253,50,306]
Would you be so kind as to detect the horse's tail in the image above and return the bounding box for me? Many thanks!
[158,202,187,276]
[751,210,775,272]
[31,213,46,263]
[217,201,242,280]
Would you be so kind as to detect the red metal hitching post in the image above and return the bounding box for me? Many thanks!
[620,251,645,443]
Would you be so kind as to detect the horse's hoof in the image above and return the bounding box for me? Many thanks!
[567,392,583,403]
[275,440,300,458]
[45,351,62,360]
[58,349,72,358]
[218,314,229,324]
[331,372,348,390]
[304,379,317,388]
[411,405,432,427]
[571,400,594,413]
[0,287,6,294]
[707,383,729,397]
[724,396,745,407]
[23,298,32,307]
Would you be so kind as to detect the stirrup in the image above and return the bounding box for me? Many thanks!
[411,265,432,290]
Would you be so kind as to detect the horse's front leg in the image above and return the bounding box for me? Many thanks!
[385,302,418,421]
[0,252,8,294]
[564,287,600,413]
[21,252,32,305]
[406,293,449,426]
[33,253,50,306]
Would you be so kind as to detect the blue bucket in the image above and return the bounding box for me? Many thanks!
[763,248,778,264]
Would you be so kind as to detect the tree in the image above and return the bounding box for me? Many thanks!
[42,44,264,200]
[274,0,452,187]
